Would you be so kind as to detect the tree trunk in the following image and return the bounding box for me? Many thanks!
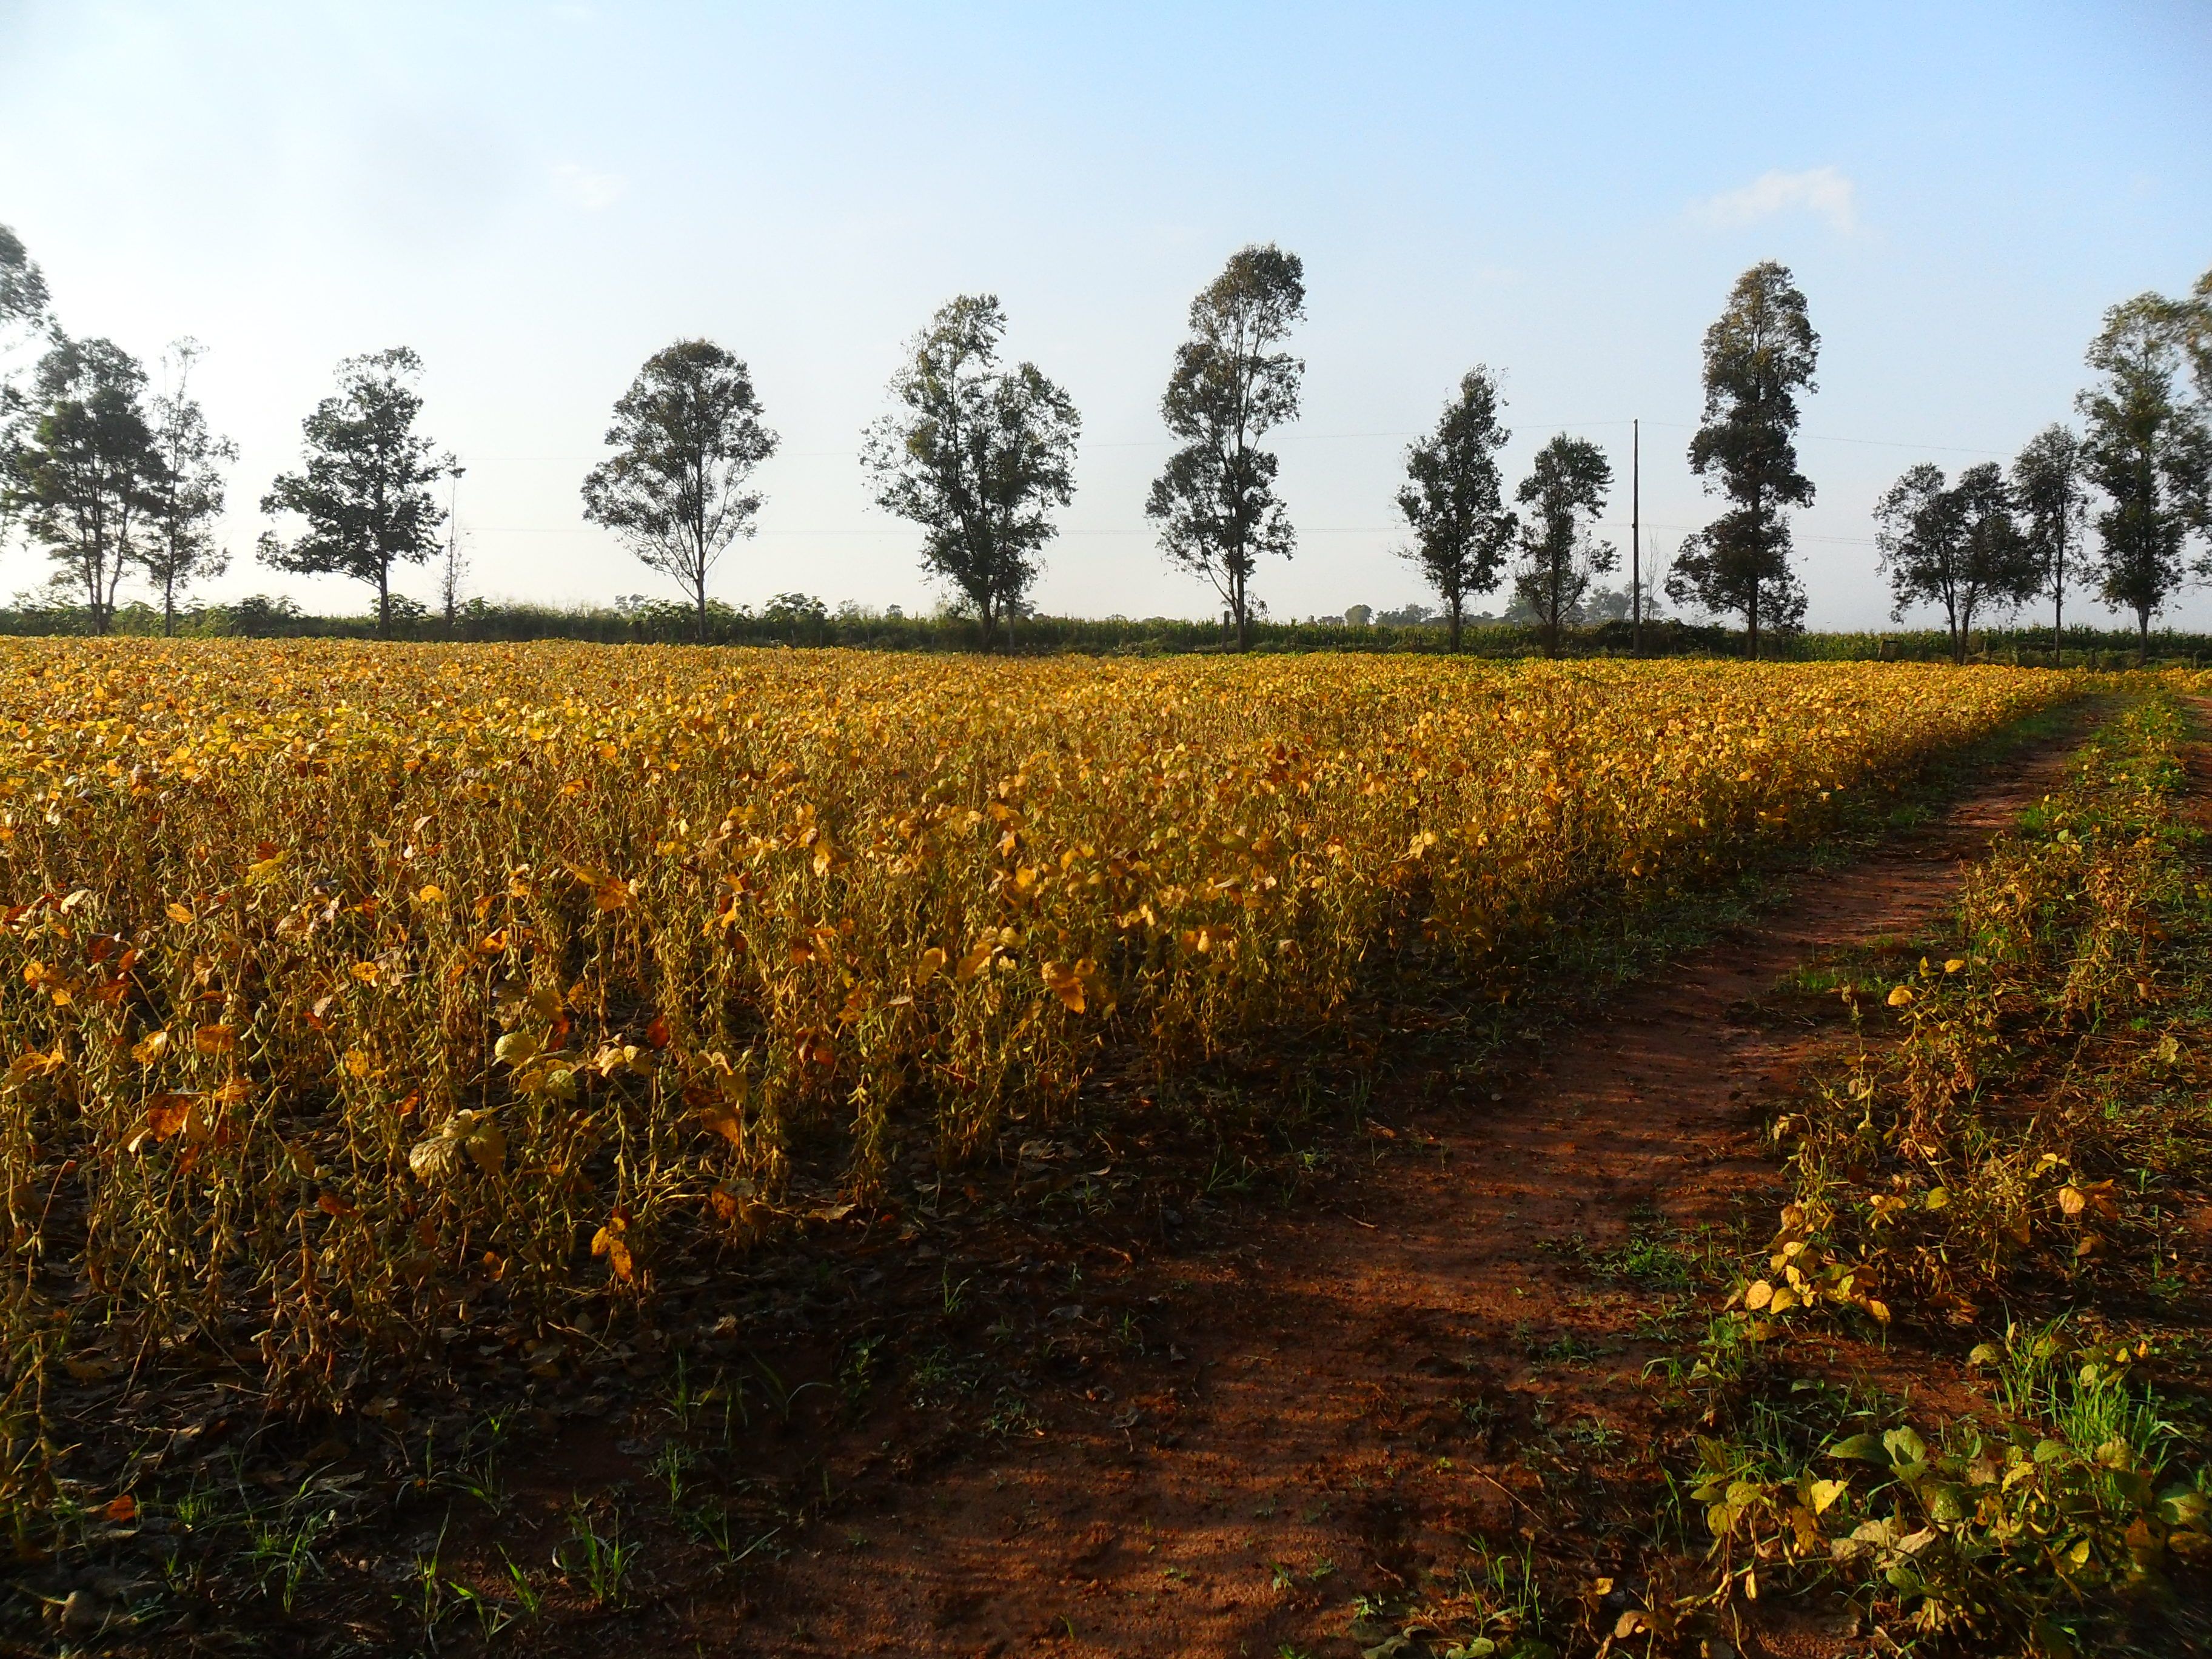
[1448,600,1461,653]
[1747,582,1759,662]
[377,567,390,640]
[696,585,709,646]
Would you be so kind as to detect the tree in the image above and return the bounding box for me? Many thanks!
[260,348,460,638]
[1665,261,1819,658]
[1,336,159,633]
[2011,423,2090,647]
[2075,293,2211,660]
[2176,264,2211,407]
[860,295,1079,649]
[1396,366,1516,650]
[0,223,50,396]
[1874,461,2038,663]
[438,484,471,631]
[1147,244,1305,650]
[581,339,776,643]
[1512,434,1614,658]
[140,339,236,635]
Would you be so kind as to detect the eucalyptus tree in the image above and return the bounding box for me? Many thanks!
[2075,293,2211,660]
[1665,261,1818,657]
[140,339,236,635]
[1397,366,1516,649]
[581,339,777,643]
[1146,244,1305,649]
[860,295,1078,649]
[1874,461,2038,663]
[1512,434,1614,659]
[261,347,461,637]
[2011,424,2090,646]
[1,335,161,633]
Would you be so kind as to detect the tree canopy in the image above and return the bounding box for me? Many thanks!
[1512,433,1614,659]
[1146,244,1305,650]
[2076,292,2211,656]
[141,339,235,636]
[260,347,461,637]
[1874,460,2039,663]
[1,335,159,634]
[2011,423,2089,643]
[860,295,1078,650]
[1667,261,1818,656]
[581,339,777,643]
[1397,366,1516,650]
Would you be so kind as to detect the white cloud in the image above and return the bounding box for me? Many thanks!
[1691,167,1857,234]
[551,162,626,212]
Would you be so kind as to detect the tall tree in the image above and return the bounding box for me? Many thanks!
[260,348,460,637]
[438,484,471,631]
[861,295,1078,651]
[0,226,55,540]
[1874,461,2039,664]
[2011,423,2090,647]
[0,223,49,381]
[1396,366,1516,650]
[1665,261,1819,658]
[1147,244,1305,650]
[1,336,159,634]
[1512,434,1614,659]
[139,339,236,636]
[2075,293,2211,660]
[581,340,776,643]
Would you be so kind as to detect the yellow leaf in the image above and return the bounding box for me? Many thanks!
[130,1030,170,1065]
[1743,1279,1774,1311]
[2058,1185,2086,1217]
[1943,958,1965,974]
[165,902,195,924]
[139,1093,201,1145]
[914,946,947,987]
[416,884,444,903]
[1041,959,1087,1014]
[1886,986,1914,1008]
[592,1220,635,1281]
[193,1024,236,1054]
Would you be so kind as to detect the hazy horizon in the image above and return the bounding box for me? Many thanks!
[2,1,2208,631]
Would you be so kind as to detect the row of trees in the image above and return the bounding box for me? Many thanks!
[1875,275,2212,662]
[0,233,240,635]
[580,248,1813,656]
[4,215,2205,652]
[0,222,1812,650]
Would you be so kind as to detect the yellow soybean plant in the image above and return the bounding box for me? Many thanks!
[0,640,2066,1405]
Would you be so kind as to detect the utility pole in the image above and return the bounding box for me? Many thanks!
[1631,418,1641,654]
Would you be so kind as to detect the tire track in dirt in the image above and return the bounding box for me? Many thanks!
[729,714,2099,1659]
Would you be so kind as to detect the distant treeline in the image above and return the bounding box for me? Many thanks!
[4,592,2204,667]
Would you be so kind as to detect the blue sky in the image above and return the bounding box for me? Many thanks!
[2,1,2207,629]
